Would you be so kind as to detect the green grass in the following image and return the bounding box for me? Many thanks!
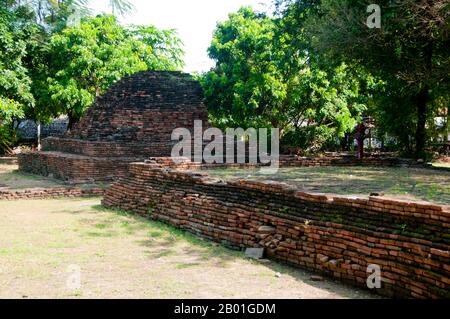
[0,163,64,190]
[205,166,450,205]
[0,198,376,299]
[0,163,107,190]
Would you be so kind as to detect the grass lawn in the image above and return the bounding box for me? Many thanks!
[205,166,450,205]
[0,162,106,190]
[0,198,376,299]
[0,162,64,190]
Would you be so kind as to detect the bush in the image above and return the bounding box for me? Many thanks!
[0,126,17,155]
[282,126,341,155]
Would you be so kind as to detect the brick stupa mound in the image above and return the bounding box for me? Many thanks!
[18,71,209,183]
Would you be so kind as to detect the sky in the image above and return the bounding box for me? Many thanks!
[87,0,274,73]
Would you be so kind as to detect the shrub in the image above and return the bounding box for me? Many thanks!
[0,125,17,155]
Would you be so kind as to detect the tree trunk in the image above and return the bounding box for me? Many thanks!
[67,114,77,132]
[415,40,433,159]
[357,138,364,159]
[415,86,428,159]
[37,121,41,151]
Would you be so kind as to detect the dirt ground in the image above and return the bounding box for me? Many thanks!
[2,162,449,205]
[0,198,378,299]
[0,163,105,190]
[0,163,63,190]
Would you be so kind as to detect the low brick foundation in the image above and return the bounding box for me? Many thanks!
[17,153,439,184]
[0,186,105,200]
[18,71,211,183]
[42,137,179,158]
[278,155,422,168]
[144,155,427,171]
[103,162,450,299]
[18,151,142,184]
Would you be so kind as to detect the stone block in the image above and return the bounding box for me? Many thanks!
[245,248,265,260]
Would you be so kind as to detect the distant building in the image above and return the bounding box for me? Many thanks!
[16,117,68,141]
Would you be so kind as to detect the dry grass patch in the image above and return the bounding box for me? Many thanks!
[0,163,106,190]
[206,166,450,205]
[0,163,63,190]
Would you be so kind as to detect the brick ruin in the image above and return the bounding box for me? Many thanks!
[0,186,105,201]
[18,71,209,183]
[17,69,431,183]
[103,161,450,299]
[146,155,429,171]
[15,69,449,298]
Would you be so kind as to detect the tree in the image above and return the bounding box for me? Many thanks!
[0,4,36,152]
[109,0,134,16]
[44,15,184,129]
[1,0,92,125]
[1,1,184,130]
[202,6,375,152]
[2,0,91,29]
[298,0,450,158]
[0,5,34,125]
[203,7,284,129]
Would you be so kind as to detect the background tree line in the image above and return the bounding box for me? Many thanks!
[0,0,183,151]
[202,0,449,158]
[1,0,448,158]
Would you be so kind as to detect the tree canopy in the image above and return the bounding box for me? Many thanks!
[202,6,380,152]
[0,1,184,133]
[0,0,448,158]
[0,4,34,125]
[277,0,449,157]
[44,15,184,128]
[202,0,449,157]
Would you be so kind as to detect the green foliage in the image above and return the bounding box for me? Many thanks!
[1,1,185,142]
[0,4,33,153]
[0,0,92,125]
[129,25,184,70]
[301,0,449,157]
[202,6,377,151]
[0,98,24,124]
[1,0,446,157]
[203,7,282,129]
[0,125,17,154]
[4,0,91,31]
[0,7,34,124]
[282,63,379,152]
[44,15,184,127]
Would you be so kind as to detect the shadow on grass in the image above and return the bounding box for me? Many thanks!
[89,204,243,267]
[88,202,378,298]
[0,163,66,190]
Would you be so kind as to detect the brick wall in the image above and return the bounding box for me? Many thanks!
[102,162,450,298]
[42,138,174,158]
[18,152,140,183]
[66,71,209,146]
[278,155,423,168]
[18,71,211,183]
[0,186,105,200]
[142,155,428,171]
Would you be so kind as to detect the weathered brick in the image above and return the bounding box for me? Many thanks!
[103,163,450,299]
